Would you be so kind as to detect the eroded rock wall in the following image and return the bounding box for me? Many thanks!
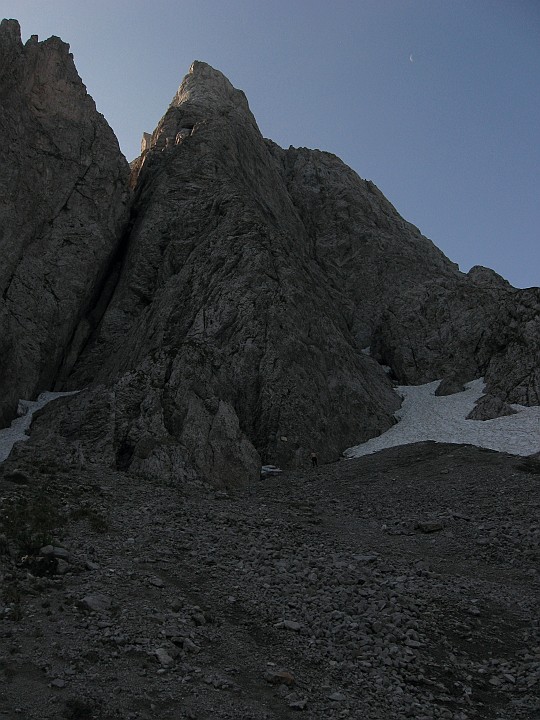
[64,62,400,484]
[371,276,540,405]
[265,148,540,407]
[265,142,461,347]
[0,19,130,426]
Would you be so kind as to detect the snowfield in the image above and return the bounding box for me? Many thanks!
[0,391,78,463]
[346,378,540,458]
[1,380,539,467]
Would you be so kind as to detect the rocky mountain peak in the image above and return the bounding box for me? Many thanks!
[1,18,90,121]
[146,60,255,154]
[173,60,249,111]
[0,23,539,720]
[1,26,539,487]
[466,264,513,289]
[0,20,23,83]
[1,17,70,64]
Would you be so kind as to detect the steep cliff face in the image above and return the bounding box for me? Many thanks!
[64,61,400,485]
[265,143,461,347]
[0,19,130,426]
[265,145,540,408]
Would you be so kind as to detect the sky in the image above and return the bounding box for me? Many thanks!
[2,0,539,288]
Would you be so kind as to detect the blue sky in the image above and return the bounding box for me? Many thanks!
[2,0,539,288]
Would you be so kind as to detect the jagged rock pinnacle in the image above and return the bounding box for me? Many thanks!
[172,60,248,109]
[142,61,255,154]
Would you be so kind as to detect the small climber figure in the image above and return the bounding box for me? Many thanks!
[310,451,318,468]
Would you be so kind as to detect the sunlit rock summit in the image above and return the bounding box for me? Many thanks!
[1,21,539,485]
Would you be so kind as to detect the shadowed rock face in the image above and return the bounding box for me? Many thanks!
[264,143,461,348]
[64,61,401,485]
[2,32,539,486]
[371,279,540,405]
[0,19,130,427]
[262,148,540,407]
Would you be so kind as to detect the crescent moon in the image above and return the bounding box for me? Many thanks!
[409,54,414,63]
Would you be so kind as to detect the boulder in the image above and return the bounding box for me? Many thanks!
[467,394,518,421]
[435,376,467,397]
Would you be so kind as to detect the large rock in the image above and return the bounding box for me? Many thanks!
[0,19,130,427]
[435,375,467,397]
[467,394,517,421]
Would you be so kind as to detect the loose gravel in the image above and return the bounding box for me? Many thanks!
[0,442,538,719]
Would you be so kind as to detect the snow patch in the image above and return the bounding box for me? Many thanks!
[261,464,283,477]
[0,391,79,463]
[345,378,540,459]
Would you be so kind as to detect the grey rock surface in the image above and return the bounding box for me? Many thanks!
[467,393,518,421]
[62,61,401,483]
[265,142,461,348]
[372,280,540,405]
[0,19,130,427]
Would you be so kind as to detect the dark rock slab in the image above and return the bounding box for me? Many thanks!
[372,279,540,406]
